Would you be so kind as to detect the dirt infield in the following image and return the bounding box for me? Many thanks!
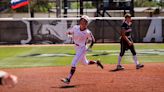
[0,63,164,92]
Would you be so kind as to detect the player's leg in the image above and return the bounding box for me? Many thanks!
[61,47,85,84]
[80,48,104,69]
[85,59,104,69]
[61,61,78,84]
[116,40,126,70]
[129,45,138,65]
[129,45,144,69]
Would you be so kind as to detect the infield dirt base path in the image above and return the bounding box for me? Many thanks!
[0,63,164,92]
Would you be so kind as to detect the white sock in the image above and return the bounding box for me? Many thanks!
[117,55,122,65]
[133,55,139,65]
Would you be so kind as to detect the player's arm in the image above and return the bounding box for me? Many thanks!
[66,29,73,35]
[88,39,94,49]
[120,29,133,46]
[88,32,95,49]
[66,26,76,35]
[66,26,75,38]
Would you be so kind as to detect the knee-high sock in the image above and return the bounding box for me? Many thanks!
[133,55,139,65]
[67,67,76,80]
[117,55,122,65]
[88,60,96,65]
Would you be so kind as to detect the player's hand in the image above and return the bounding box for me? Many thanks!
[66,32,73,38]
[66,31,72,35]
[3,74,18,88]
[67,34,72,38]
[128,42,133,46]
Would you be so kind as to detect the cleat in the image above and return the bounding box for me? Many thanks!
[116,65,124,70]
[96,60,104,69]
[61,78,70,84]
[136,64,144,69]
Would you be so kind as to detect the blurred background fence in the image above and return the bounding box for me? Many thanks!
[0,17,164,44]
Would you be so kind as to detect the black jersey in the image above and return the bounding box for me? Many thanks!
[120,21,134,52]
[121,21,132,37]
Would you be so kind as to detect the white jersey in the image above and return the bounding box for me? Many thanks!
[68,25,94,47]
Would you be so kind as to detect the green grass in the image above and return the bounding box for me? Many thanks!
[0,43,164,68]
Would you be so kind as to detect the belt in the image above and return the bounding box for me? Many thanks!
[75,44,86,47]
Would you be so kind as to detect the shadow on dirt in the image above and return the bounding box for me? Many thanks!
[109,69,125,72]
[60,85,76,89]
[51,85,76,89]
[51,83,95,89]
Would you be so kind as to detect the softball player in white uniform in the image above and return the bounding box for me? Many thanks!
[61,15,103,84]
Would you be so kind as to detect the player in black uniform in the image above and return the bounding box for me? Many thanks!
[116,13,144,70]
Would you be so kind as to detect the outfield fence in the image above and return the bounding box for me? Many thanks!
[0,17,164,44]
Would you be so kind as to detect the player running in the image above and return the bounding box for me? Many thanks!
[61,15,104,84]
[115,13,144,70]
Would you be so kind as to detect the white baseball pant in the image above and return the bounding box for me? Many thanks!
[71,45,89,67]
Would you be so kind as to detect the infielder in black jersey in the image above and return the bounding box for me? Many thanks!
[116,14,144,70]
